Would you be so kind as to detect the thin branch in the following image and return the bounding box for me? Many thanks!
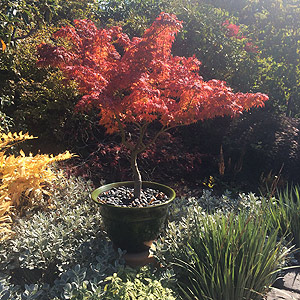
[115,114,134,151]
[135,123,149,152]
[164,122,187,132]
[138,125,166,154]
[133,122,142,130]
[11,27,39,41]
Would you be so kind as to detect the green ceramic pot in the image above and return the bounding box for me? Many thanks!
[91,181,176,253]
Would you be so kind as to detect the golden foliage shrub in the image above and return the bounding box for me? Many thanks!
[0,132,73,240]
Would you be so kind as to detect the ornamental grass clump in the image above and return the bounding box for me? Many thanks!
[267,185,300,249]
[160,205,291,300]
[37,12,268,200]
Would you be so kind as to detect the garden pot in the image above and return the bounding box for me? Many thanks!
[91,181,176,253]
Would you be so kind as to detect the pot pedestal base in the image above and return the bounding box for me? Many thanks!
[122,243,158,267]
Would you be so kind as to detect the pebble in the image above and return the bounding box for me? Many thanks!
[98,187,169,207]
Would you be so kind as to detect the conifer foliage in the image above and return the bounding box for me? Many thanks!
[37,13,269,198]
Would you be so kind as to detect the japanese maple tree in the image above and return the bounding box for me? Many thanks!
[37,12,268,199]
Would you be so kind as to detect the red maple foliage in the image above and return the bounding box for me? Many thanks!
[38,12,268,198]
[222,20,258,52]
[222,20,245,39]
[244,41,259,53]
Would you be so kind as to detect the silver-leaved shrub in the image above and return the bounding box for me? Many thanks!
[0,174,177,299]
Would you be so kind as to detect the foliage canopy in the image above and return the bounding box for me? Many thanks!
[37,12,268,197]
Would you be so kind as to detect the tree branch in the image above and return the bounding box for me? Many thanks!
[115,114,134,151]
[138,125,166,154]
[11,27,39,41]
[135,123,149,152]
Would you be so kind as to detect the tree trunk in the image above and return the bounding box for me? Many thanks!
[131,151,142,199]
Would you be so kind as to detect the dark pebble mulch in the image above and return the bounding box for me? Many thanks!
[97,186,169,207]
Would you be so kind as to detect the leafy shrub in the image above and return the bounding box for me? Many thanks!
[157,197,291,300]
[202,0,300,116]
[0,174,177,299]
[170,2,259,93]
[0,1,101,154]
[0,174,108,298]
[0,0,98,48]
[103,267,177,300]
[0,131,73,240]
[96,0,170,36]
[0,27,87,154]
[239,0,300,117]
[221,110,300,190]
[69,131,204,186]
[171,0,300,187]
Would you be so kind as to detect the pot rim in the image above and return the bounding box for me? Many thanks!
[91,181,176,210]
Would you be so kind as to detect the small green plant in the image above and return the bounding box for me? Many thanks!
[159,204,291,300]
[103,267,177,300]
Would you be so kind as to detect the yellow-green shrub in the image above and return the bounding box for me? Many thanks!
[0,131,73,240]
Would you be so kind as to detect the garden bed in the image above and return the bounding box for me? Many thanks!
[1,174,299,300]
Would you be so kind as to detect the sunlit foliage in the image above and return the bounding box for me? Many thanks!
[0,131,73,240]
